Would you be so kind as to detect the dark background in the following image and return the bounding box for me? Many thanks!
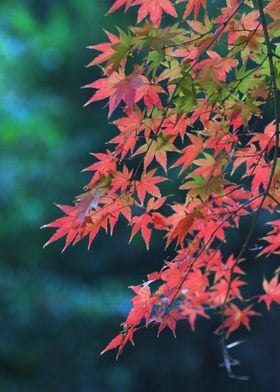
[0,0,279,391]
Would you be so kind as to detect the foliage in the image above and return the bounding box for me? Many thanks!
[44,0,280,377]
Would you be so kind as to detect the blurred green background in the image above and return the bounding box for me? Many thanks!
[0,1,279,391]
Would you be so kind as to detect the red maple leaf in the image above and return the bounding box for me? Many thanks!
[191,152,221,181]
[129,197,166,249]
[181,305,209,331]
[259,276,280,310]
[157,309,185,337]
[210,278,245,306]
[177,0,206,19]
[111,165,133,193]
[163,114,193,141]
[84,68,145,117]
[134,134,177,173]
[134,0,177,28]
[87,30,119,68]
[83,150,117,177]
[129,284,155,324]
[197,50,239,83]
[42,195,102,251]
[136,169,166,205]
[100,333,124,355]
[251,120,276,152]
[231,144,259,175]
[171,133,203,174]
[166,204,195,248]
[107,0,134,14]
[101,327,136,359]
[222,304,259,335]
[109,108,144,159]
[259,220,280,256]
[251,164,271,194]
[108,69,144,117]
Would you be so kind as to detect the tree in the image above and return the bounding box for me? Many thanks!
[43,0,280,379]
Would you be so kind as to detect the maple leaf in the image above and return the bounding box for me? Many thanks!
[240,10,260,30]
[146,196,167,212]
[259,276,280,310]
[134,0,178,28]
[43,184,133,251]
[84,68,145,117]
[177,0,206,19]
[141,83,164,110]
[135,169,166,205]
[107,0,134,14]
[83,150,117,178]
[157,309,185,337]
[191,152,225,181]
[210,278,245,306]
[265,0,280,21]
[197,51,239,83]
[108,69,145,117]
[180,175,230,201]
[166,205,195,248]
[231,144,259,175]
[105,195,133,237]
[83,72,118,108]
[181,305,209,331]
[163,114,193,141]
[134,133,178,172]
[226,98,261,128]
[101,327,136,359]
[100,333,124,356]
[185,269,209,295]
[160,264,185,291]
[42,191,104,251]
[251,164,271,194]
[127,285,154,324]
[171,133,203,174]
[213,254,245,282]
[158,59,183,85]
[259,220,280,256]
[187,18,210,35]
[132,21,185,58]
[251,120,276,152]
[195,214,231,245]
[109,108,144,159]
[222,304,259,335]
[129,197,166,249]
[87,30,119,68]
[42,204,86,251]
[202,120,237,155]
[111,165,133,193]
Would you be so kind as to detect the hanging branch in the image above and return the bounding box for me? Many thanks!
[43,0,280,375]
